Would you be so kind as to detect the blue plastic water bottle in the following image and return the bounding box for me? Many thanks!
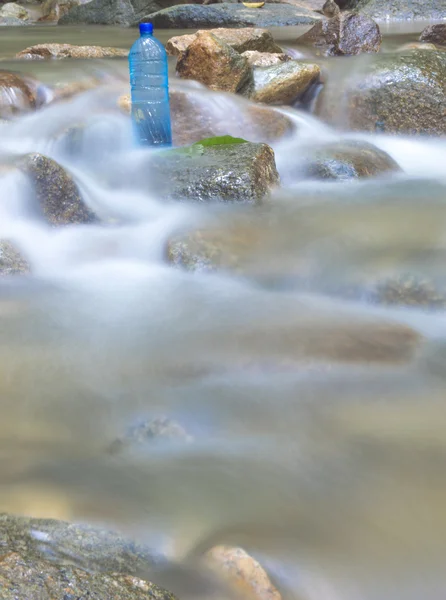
[129,22,172,147]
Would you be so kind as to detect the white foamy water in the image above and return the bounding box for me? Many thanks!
[1,54,446,600]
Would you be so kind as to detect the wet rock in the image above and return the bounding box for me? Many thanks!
[16,43,128,60]
[318,51,446,135]
[397,42,437,52]
[166,27,283,57]
[205,545,281,600]
[0,2,30,20]
[302,140,401,180]
[150,140,279,204]
[297,11,381,56]
[373,274,446,310]
[420,24,446,47]
[150,3,321,29]
[108,417,193,455]
[176,32,252,94]
[0,15,29,25]
[0,241,30,275]
[0,513,177,600]
[250,60,320,104]
[322,0,340,17]
[242,50,290,68]
[352,0,446,21]
[17,153,98,225]
[0,71,53,118]
[59,0,200,26]
[38,0,80,22]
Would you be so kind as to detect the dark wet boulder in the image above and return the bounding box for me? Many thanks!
[249,60,320,104]
[0,513,177,600]
[317,51,446,135]
[0,71,53,118]
[419,24,446,47]
[166,27,283,57]
[176,31,253,94]
[17,153,98,225]
[301,140,401,180]
[149,138,279,204]
[149,3,321,29]
[351,0,446,20]
[297,11,381,56]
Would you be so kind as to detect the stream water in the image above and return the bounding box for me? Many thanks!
[1,22,446,600]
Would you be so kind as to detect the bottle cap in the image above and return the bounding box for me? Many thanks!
[139,22,153,34]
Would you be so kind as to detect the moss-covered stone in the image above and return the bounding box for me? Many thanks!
[318,51,446,135]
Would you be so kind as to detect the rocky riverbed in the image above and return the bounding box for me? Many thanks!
[1,2,446,600]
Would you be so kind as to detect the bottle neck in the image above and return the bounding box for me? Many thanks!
[140,32,152,38]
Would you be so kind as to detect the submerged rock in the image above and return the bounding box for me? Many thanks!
[242,50,290,68]
[0,513,177,600]
[250,60,320,104]
[16,43,128,60]
[17,153,98,225]
[297,11,382,56]
[108,417,193,455]
[176,31,252,94]
[373,274,446,309]
[318,51,446,135]
[419,24,446,47]
[0,71,53,118]
[0,2,30,20]
[301,140,401,180]
[150,3,321,29]
[150,140,279,204]
[0,241,29,275]
[167,27,283,57]
[352,0,446,21]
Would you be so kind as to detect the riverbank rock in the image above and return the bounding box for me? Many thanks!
[318,51,446,135]
[167,27,283,57]
[0,2,30,21]
[242,51,290,67]
[17,153,98,225]
[0,241,30,275]
[149,139,279,203]
[420,24,446,47]
[301,140,401,180]
[205,545,281,600]
[250,60,320,104]
[176,32,253,93]
[297,11,381,56]
[354,0,446,21]
[0,513,177,600]
[59,0,198,26]
[149,3,321,29]
[0,71,53,118]
[16,43,128,60]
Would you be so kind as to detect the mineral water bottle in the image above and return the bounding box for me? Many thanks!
[129,22,172,147]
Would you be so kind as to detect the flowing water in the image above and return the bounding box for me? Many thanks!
[2,22,446,600]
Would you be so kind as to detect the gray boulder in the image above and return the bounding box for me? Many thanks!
[148,139,279,204]
[317,51,446,135]
[149,3,321,29]
[59,0,198,26]
[420,24,446,47]
[348,0,446,20]
[0,513,177,600]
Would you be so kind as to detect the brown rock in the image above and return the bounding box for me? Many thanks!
[419,24,446,47]
[297,12,381,56]
[250,60,320,105]
[0,71,53,118]
[167,27,283,57]
[241,50,290,68]
[205,545,281,600]
[17,153,98,226]
[176,32,252,93]
[16,43,128,60]
[322,0,340,17]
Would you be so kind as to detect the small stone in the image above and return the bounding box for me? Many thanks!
[250,60,320,105]
[419,24,446,47]
[322,0,340,17]
[107,417,193,455]
[241,50,290,68]
[205,545,282,600]
[166,27,283,57]
[16,43,128,60]
[297,12,381,56]
[373,274,446,309]
[176,32,253,94]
